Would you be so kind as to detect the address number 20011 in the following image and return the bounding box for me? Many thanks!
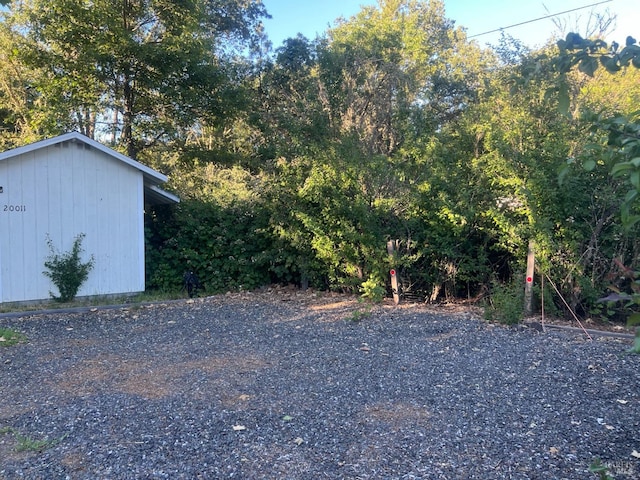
[3,204,26,212]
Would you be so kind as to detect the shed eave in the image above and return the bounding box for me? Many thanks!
[0,132,168,184]
[145,184,180,205]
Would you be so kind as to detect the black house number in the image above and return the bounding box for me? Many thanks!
[3,204,26,212]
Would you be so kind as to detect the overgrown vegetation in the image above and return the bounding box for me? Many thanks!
[145,200,272,293]
[0,0,638,325]
[42,234,95,303]
[360,277,386,304]
[554,32,640,341]
[483,279,525,325]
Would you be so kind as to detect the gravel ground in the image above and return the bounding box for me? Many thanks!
[1,289,639,480]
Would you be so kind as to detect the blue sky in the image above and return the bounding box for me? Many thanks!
[261,0,639,49]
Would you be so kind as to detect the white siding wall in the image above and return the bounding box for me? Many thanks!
[0,141,145,303]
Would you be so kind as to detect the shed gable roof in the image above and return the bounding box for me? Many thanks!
[0,132,179,204]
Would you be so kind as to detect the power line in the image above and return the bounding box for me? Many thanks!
[467,0,613,38]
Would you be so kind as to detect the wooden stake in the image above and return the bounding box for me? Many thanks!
[387,240,400,305]
[524,240,535,316]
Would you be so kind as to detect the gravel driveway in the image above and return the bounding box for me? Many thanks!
[1,290,639,479]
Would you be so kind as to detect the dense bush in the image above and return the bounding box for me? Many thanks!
[145,200,273,294]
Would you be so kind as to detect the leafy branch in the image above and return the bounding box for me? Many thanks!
[555,33,640,77]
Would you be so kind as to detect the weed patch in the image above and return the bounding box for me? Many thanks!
[0,427,67,453]
[483,278,524,325]
[0,328,26,346]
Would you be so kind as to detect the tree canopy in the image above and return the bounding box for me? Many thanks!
[1,0,268,157]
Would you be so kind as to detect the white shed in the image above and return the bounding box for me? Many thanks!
[0,132,179,304]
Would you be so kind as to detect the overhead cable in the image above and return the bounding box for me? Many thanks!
[467,0,613,38]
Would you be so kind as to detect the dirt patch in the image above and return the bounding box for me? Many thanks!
[53,353,269,400]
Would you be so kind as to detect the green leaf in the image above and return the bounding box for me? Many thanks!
[619,49,635,66]
[578,56,598,76]
[582,159,596,171]
[557,86,570,116]
[601,56,621,73]
[589,458,613,477]
[565,32,586,49]
[628,313,640,327]
[622,214,640,229]
[557,164,570,185]
[628,328,640,354]
[625,189,638,202]
[631,171,640,189]
[611,162,633,177]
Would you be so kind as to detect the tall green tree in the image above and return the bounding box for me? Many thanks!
[319,0,474,156]
[2,0,268,158]
[256,0,492,294]
[0,21,40,148]
[250,34,327,163]
[554,34,640,228]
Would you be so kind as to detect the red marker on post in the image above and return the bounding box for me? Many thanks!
[389,269,399,305]
[525,240,535,316]
[387,240,400,305]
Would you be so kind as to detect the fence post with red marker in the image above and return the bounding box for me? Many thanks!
[390,268,399,305]
[524,240,535,316]
[387,240,400,305]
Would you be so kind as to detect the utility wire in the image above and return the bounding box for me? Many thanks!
[467,0,613,38]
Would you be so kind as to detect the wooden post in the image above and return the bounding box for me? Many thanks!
[387,240,400,305]
[524,240,535,317]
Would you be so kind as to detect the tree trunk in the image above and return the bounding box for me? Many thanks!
[122,78,136,159]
